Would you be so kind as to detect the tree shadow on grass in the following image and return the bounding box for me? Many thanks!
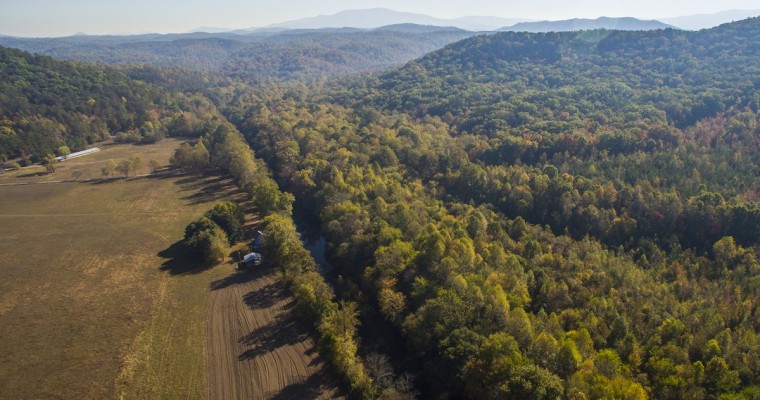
[17,171,48,178]
[157,240,211,275]
[89,176,126,184]
[173,174,244,206]
[242,280,283,310]
[174,174,224,188]
[145,170,186,180]
[208,268,258,291]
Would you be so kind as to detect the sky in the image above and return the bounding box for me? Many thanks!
[3,0,760,37]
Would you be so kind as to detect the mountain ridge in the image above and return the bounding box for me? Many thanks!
[265,8,529,31]
[366,16,760,133]
[499,16,676,32]
[661,9,760,30]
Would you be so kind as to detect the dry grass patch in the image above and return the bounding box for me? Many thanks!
[0,138,187,184]
[0,141,240,399]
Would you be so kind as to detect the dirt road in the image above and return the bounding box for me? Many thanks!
[206,265,343,400]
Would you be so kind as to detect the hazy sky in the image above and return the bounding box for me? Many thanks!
[3,0,760,37]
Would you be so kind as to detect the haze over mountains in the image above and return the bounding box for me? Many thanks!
[0,26,478,81]
[3,7,760,38]
[1,6,759,85]
[258,7,759,32]
[0,13,678,84]
[263,8,528,31]
[660,9,760,30]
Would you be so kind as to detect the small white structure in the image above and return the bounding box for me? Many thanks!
[242,252,262,267]
[55,147,100,162]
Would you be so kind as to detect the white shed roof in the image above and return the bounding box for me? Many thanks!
[243,252,262,263]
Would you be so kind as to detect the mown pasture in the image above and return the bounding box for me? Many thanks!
[0,140,242,399]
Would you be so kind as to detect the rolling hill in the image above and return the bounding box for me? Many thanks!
[368,17,760,132]
[0,27,478,82]
[0,46,220,162]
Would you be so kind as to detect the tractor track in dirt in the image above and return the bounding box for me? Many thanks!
[206,266,343,400]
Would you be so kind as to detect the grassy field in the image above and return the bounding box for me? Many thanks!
[0,140,243,399]
[0,139,182,185]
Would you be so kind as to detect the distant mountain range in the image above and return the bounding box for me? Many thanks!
[0,25,478,81]
[255,8,760,33]
[374,24,467,34]
[263,8,529,31]
[2,8,757,83]
[660,9,760,30]
[265,12,677,34]
[3,7,760,38]
[500,17,674,32]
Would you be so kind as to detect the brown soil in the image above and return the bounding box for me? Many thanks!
[206,265,344,400]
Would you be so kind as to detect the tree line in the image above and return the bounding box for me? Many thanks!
[175,118,379,397]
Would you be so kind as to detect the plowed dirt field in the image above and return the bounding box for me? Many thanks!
[206,266,343,400]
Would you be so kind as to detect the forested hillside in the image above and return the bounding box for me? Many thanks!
[366,18,760,131]
[0,46,219,163]
[0,28,476,83]
[219,18,760,400]
[340,18,760,252]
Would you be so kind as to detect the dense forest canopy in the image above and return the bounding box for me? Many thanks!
[2,15,759,400]
[316,18,760,252]
[218,18,760,400]
[363,18,760,130]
